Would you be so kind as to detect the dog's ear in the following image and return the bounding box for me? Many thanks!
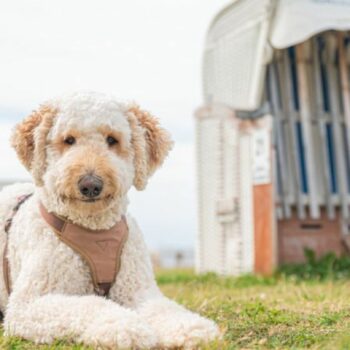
[11,105,57,186]
[127,105,173,190]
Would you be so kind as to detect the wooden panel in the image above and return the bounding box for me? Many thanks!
[254,183,275,275]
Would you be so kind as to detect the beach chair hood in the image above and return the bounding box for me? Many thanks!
[204,0,350,112]
[271,0,350,49]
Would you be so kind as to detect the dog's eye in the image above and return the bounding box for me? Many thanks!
[64,136,76,145]
[106,136,118,146]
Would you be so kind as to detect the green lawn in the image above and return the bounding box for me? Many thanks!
[2,269,350,349]
[158,270,350,349]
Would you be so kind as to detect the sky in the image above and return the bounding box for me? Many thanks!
[0,0,230,251]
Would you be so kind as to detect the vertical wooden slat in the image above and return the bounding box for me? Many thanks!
[325,33,349,219]
[338,31,350,155]
[272,121,283,220]
[265,75,282,220]
[268,62,291,218]
[338,31,350,218]
[296,42,320,219]
[312,37,335,219]
[278,50,306,219]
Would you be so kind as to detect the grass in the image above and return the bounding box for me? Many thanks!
[2,266,350,349]
[158,269,350,349]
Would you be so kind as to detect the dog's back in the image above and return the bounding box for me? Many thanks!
[0,183,34,227]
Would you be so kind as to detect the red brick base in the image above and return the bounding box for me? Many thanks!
[278,209,346,264]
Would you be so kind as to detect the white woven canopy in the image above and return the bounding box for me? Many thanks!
[271,0,350,49]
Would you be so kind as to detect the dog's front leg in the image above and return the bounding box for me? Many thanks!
[4,262,158,349]
[109,218,220,349]
[136,289,221,349]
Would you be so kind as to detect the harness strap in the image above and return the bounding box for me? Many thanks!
[3,194,33,295]
[39,203,128,297]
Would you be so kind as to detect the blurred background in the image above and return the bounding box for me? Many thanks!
[0,0,228,267]
[2,0,350,274]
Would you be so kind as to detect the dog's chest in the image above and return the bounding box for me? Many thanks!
[41,235,95,295]
[9,207,95,295]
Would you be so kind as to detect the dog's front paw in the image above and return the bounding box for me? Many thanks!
[155,313,221,349]
[80,309,158,349]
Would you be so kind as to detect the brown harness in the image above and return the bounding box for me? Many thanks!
[3,195,128,297]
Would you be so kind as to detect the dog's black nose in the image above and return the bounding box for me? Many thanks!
[78,175,103,198]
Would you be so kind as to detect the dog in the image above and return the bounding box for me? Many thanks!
[0,92,220,349]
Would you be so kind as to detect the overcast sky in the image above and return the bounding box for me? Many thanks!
[0,0,229,251]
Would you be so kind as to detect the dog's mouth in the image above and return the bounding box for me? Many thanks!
[79,198,101,203]
[61,195,113,204]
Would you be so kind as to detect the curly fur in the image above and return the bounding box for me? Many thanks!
[127,105,173,190]
[11,106,57,186]
[0,92,220,349]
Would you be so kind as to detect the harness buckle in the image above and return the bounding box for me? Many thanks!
[4,219,12,234]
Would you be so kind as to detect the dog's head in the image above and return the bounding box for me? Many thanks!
[11,92,173,214]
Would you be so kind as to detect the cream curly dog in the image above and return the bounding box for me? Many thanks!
[0,92,220,349]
